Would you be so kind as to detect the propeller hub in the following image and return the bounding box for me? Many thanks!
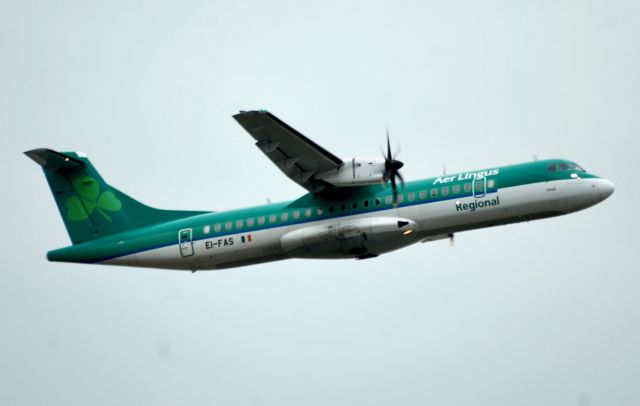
[391,160,404,171]
[386,159,404,172]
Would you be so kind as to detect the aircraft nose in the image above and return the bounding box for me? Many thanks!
[598,179,615,200]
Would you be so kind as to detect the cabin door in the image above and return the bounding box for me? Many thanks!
[178,228,194,257]
[473,177,486,198]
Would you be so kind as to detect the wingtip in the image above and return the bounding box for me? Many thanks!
[234,109,269,115]
[233,110,251,119]
[233,109,271,123]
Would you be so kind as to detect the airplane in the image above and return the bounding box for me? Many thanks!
[26,110,614,271]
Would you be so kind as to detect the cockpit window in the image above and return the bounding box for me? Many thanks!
[557,162,585,172]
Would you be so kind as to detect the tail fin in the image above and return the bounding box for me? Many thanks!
[25,149,208,244]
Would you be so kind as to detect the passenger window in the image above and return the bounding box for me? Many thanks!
[453,185,460,194]
[475,180,484,191]
[293,210,300,220]
[257,216,265,225]
[487,179,495,188]
[214,223,221,232]
[269,214,276,223]
[305,208,312,217]
[464,183,471,193]
[352,201,358,209]
[408,192,415,201]
[247,218,254,227]
[329,206,335,213]
[236,219,243,228]
[431,189,438,198]
[442,186,449,196]
[397,194,404,203]
[375,198,381,206]
[281,212,288,221]
[317,207,324,216]
[225,221,232,231]
[363,200,369,208]
[340,203,346,211]
[385,195,393,205]
[203,225,210,234]
[419,190,427,199]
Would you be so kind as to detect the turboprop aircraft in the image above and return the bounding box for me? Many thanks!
[26,110,614,271]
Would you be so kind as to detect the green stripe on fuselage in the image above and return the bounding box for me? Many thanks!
[47,159,598,264]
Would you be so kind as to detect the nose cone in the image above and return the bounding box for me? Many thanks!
[598,179,615,200]
[563,177,614,213]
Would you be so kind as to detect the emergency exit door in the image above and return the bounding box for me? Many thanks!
[473,177,486,198]
[178,228,194,257]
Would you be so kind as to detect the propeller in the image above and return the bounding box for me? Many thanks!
[382,129,405,205]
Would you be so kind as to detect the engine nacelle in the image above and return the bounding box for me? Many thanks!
[281,217,418,259]
[317,157,386,187]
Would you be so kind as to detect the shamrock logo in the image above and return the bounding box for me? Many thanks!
[65,176,122,222]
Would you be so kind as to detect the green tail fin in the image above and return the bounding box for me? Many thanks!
[25,148,208,244]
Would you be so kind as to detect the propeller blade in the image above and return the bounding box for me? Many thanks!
[397,171,405,190]
[386,130,392,161]
[394,143,402,160]
[391,175,397,204]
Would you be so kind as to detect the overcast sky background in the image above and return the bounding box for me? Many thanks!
[1,1,639,405]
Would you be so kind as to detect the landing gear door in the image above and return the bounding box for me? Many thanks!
[178,228,194,257]
[473,177,486,198]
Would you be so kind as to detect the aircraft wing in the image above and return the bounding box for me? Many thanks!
[233,110,344,193]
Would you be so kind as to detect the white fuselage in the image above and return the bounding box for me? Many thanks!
[104,178,613,271]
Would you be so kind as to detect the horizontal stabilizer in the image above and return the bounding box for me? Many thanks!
[24,148,85,170]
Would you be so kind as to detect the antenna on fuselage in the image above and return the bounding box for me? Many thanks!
[443,163,447,176]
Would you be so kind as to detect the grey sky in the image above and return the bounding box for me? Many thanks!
[1,0,638,405]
